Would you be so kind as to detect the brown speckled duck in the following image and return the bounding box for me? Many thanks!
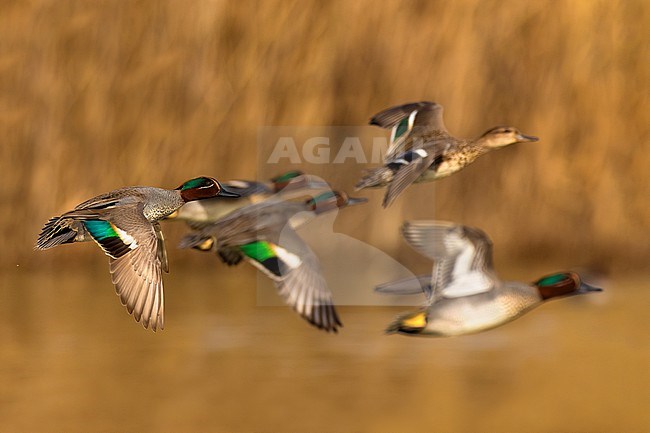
[356,101,539,207]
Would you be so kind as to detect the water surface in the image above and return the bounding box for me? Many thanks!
[0,267,647,432]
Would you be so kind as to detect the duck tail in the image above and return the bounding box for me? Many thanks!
[354,166,395,190]
[384,318,402,334]
[217,247,244,266]
[35,217,84,250]
[178,232,215,252]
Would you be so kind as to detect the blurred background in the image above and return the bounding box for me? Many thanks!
[1,1,648,432]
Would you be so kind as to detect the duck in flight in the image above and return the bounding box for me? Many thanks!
[35,177,239,331]
[379,221,602,336]
[356,101,539,207]
[179,191,367,333]
[166,171,330,229]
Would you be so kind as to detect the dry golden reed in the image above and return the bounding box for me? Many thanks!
[1,0,648,271]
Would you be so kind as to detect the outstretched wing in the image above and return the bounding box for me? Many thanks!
[188,198,341,332]
[370,101,447,161]
[233,227,342,332]
[374,274,433,295]
[370,101,446,132]
[80,204,166,331]
[401,221,496,303]
[382,149,436,207]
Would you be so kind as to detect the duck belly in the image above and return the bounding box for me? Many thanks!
[426,292,536,336]
[416,159,464,183]
[427,300,512,336]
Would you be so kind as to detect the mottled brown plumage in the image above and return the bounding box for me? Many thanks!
[357,101,539,207]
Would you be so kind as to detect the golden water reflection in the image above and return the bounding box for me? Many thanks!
[0,269,647,432]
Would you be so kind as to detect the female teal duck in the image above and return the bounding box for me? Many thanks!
[355,102,539,207]
[167,171,329,228]
[179,191,367,333]
[35,177,238,331]
[380,221,602,336]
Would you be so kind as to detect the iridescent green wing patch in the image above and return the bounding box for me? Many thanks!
[391,110,419,144]
[393,116,410,140]
[83,220,132,258]
[239,241,282,277]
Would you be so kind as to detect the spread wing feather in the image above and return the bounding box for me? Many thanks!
[401,221,497,302]
[106,206,166,331]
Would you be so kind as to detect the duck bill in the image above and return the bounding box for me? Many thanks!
[518,133,539,143]
[578,281,603,293]
[217,185,242,198]
[346,196,368,207]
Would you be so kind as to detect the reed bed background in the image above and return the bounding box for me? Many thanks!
[1,0,648,273]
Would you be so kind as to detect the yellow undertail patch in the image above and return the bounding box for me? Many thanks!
[196,238,214,251]
[402,312,426,329]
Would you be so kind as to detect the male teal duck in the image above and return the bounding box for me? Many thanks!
[179,191,367,332]
[35,177,239,331]
[380,221,602,336]
[167,171,329,228]
[355,102,539,207]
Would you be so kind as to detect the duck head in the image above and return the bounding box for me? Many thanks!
[270,170,330,193]
[480,126,539,149]
[305,191,368,214]
[176,177,241,202]
[533,272,602,300]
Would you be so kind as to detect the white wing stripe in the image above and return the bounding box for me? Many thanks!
[114,227,138,249]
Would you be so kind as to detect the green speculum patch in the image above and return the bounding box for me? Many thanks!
[394,117,410,139]
[83,220,117,240]
[240,241,276,262]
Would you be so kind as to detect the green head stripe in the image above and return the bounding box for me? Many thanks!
[313,191,336,203]
[536,273,566,286]
[240,241,276,262]
[394,116,410,140]
[180,177,211,191]
[83,220,118,240]
[273,171,303,183]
